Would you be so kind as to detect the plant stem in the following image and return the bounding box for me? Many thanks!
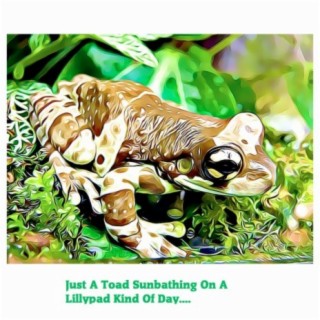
[113,62,141,80]
[209,34,242,56]
[8,35,85,76]
[35,45,78,80]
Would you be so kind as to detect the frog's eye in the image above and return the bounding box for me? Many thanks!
[177,158,194,174]
[202,146,243,181]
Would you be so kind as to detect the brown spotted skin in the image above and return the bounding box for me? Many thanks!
[138,168,166,194]
[29,74,276,259]
[103,190,136,226]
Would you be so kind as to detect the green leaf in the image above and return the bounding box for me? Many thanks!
[7,34,17,44]
[42,166,55,190]
[7,80,51,159]
[7,80,51,101]
[13,62,25,80]
[224,237,234,252]
[90,34,158,67]
[221,73,257,113]
[192,70,238,117]
[80,225,137,261]
[286,62,313,128]
[7,119,37,158]
[34,46,77,80]
[55,43,134,85]
[149,45,239,118]
[29,34,51,52]
[56,42,242,119]
[81,225,104,241]
[79,244,137,261]
[137,34,173,41]
[7,213,28,237]
[172,34,211,41]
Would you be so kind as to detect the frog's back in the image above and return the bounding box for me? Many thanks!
[30,75,152,142]
[58,75,153,135]
[29,76,159,175]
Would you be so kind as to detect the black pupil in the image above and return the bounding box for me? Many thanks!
[209,160,239,175]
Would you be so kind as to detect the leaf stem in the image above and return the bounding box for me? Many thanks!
[113,62,141,80]
[209,34,242,56]
[34,45,78,80]
[9,35,85,78]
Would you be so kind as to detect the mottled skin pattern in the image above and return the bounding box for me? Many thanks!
[30,74,276,258]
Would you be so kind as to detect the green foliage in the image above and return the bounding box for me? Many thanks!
[29,34,51,52]
[89,34,158,67]
[192,193,277,255]
[7,164,137,262]
[55,42,255,118]
[7,34,313,263]
[8,34,159,81]
[150,46,242,117]
[79,225,137,261]
[7,80,51,159]
[172,34,211,41]
[286,62,313,128]
[55,43,142,86]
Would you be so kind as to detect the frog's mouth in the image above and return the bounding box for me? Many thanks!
[174,168,274,197]
[173,175,234,196]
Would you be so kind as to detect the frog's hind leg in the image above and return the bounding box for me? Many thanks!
[103,189,186,259]
[101,165,187,259]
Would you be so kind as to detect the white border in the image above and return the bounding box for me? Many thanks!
[1,1,319,320]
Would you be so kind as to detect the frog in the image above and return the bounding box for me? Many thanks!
[29,74,276,259]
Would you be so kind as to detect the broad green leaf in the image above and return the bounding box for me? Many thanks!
[137,34,172,41]
[56,42,242,119]
[79,244,137,261]
[81,225,105,241]
[286,62,313,128]
[90,34,158,67]
[7,80,51,100]
[55,42,155,87]
[80,225,137,261]
[7,80,51,158]
[149,45,239,118]
[80,225,111,248]
[7,119,36,158]
[7,80,51,119]
[192,70,238,117]
[221,73,256,113]
[55,43,134,85]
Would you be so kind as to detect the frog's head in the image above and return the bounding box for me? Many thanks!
[172,113,276,196]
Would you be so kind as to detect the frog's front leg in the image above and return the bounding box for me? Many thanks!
[101,165,187,258]
[49,149,103,214]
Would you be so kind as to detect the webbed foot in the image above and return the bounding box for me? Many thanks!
[50,151,103,213]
